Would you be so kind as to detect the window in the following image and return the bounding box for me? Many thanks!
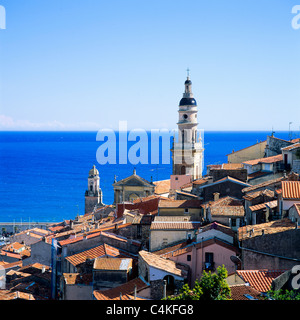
[231,218,236,227]
[184,208,189,214]
[205,252,214,271]
[187,255,191,261]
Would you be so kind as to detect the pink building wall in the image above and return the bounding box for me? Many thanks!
[170,175,192,190]
[168,242,237,286]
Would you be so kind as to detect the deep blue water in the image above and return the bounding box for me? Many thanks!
[0,130,295,223]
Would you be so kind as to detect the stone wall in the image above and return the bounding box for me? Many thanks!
[241,228,300,270]
[210,169,248,182]
[293,160,300,174]
[195,180,247,202]
[265,136,293,157]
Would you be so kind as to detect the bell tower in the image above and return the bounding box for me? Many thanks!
[84,165,104,214]
[171,71,204,180]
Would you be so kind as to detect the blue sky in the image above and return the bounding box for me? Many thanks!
[0,0,299,131]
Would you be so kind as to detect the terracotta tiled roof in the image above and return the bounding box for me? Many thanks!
[281,181,300,199]
[192,178,210,186]
[139,250,186,277]
[65,244,136,267]
[0,261,22,270]
[63,273,93,285]
[222,163,244,170]
[281,142,300,151]
[247,171,272,180]
[242,154,283,166]
[242,176,287,193]
[93,277,149,300]
[0,251,21,259]
[93,257,132,271]
[150,221,201,230]
[208,163,244,170]
[158,199,201,208]
[199,222,235,237]
[236,270,286,292]
[238,218,296,241]
[153,179,170,195]
[230,284,263,300]
[243,189,275,201]
[0,290,35,300]
[117,196,167,218]
[249,200,277,212]
[153,240,190,256]
[205,196,245,217]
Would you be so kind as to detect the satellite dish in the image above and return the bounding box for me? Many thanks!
[230,255,241,265]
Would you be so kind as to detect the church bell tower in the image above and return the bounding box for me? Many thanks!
[171,71,204,180]
[84,165,104,214]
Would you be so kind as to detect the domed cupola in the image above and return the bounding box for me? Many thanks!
[179,71,197,106]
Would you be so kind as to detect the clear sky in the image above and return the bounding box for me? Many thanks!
[0,0,299,131]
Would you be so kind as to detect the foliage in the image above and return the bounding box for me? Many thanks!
[266,289,300,300]
[163,265,231,301]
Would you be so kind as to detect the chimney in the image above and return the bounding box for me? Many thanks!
[213,192,220,202]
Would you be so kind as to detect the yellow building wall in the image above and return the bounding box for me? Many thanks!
[227,141,267,164]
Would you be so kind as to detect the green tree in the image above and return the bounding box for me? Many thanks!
[266,289,300,300]
[164,265,231,301]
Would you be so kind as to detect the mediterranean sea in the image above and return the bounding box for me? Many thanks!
[0,131,295,223]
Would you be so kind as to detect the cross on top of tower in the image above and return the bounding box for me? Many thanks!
[186,68,190,78]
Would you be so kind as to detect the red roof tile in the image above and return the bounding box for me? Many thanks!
[93,277,149,300]
[282,181,300,199]
[230,284,263,300]
[236,270,286,292]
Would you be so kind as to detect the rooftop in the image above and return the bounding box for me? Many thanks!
[93,257,132,271]
[229,284,263,300]
[243,189,275,201]
[65,243,136,267]
[238,218,296,241]
[139,250,186,277]
[281,181,300,199]
[249,200,278,212]
[242,176,286,193]
[93,277,149,300]
[281,142,300,151]
[236,269,286,292]
[158,199,201,208]
[242,154,283,166]
[153,179,170,195]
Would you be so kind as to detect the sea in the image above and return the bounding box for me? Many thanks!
[0,130,296,223]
